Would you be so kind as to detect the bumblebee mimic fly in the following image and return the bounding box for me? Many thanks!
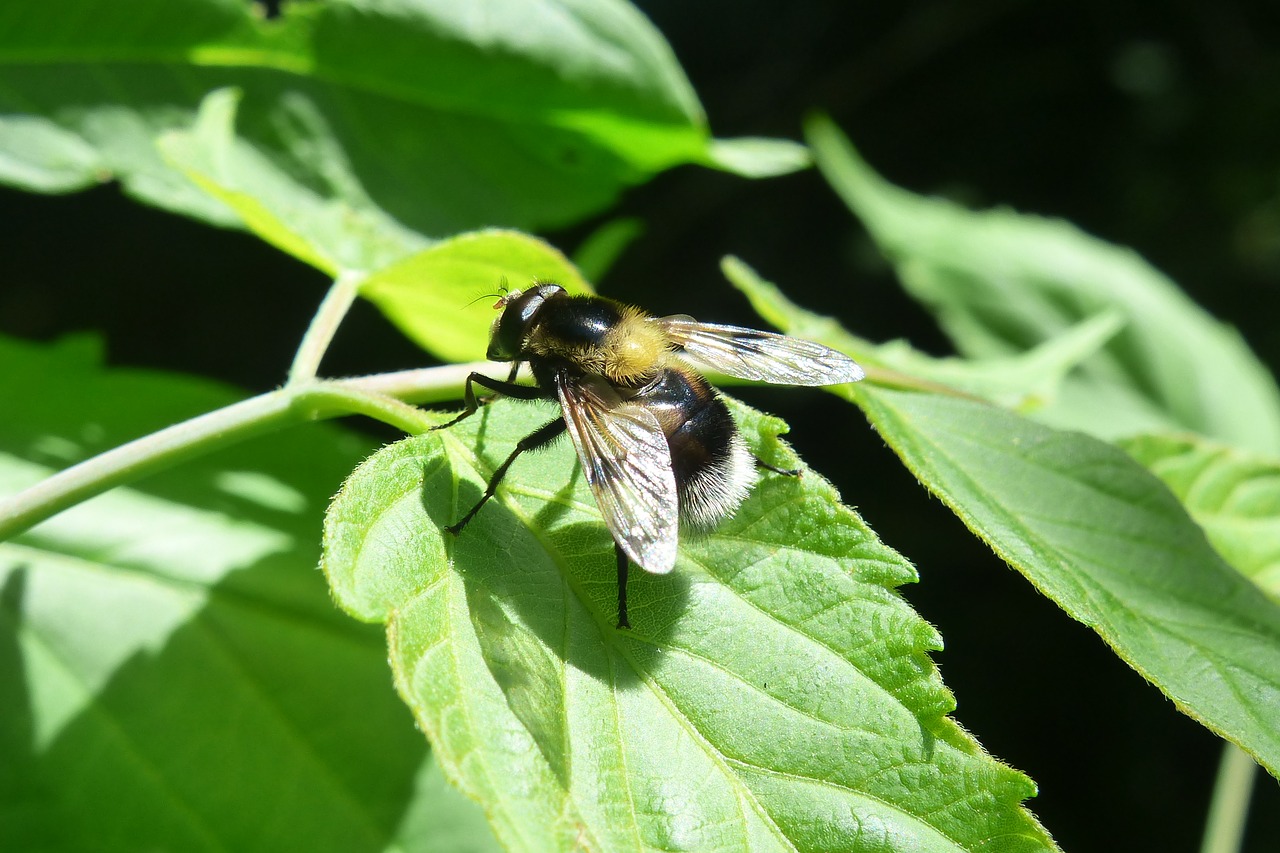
[433,282,864,628]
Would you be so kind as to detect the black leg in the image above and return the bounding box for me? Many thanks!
[615,543,631,629]
[754,454,800,477]
[432,370,548,431]
[446,416,567,534]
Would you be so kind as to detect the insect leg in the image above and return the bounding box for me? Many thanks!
[446,416,567,534]
[615,543,631,629]
[754,454,800,477]
[432,371,547,431]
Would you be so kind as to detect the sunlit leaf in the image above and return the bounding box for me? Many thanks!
[323,397,1056,852]
[0,0,804,255]
[359,230,592,363]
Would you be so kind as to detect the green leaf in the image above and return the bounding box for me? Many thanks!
[570,216,646,284]
[1122,433,1280,601]
[857,386,1280,779]
[359,230,593,363]
[0,334,497,852]
[162,89,592,360]
[323,398,1056,852]
[721,255,1124,411]
[159,87,430,275]
[807,115,1280,454]
[0,0,800,246]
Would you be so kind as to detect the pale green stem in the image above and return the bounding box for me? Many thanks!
[1199,742,1257,853]
[345,361,509,403]
[0,363,508,543]
[288,271,365,384]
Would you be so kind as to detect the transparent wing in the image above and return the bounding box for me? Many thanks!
[659,315,864,386]
[555,373,679,574]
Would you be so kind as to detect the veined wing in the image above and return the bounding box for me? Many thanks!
[659,315,864,386]
[555,373,679,574]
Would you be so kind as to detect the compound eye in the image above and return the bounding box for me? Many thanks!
[487,285,558,360]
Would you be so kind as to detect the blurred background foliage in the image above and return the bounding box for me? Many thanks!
[2,2,1278,850]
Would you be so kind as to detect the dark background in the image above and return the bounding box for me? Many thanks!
[3,1,1278,849]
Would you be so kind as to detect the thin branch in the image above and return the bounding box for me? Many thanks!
[0,363,511,543]
[288,271,365,384]
[343,361,511,402]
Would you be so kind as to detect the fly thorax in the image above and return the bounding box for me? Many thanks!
[600,312,668,384]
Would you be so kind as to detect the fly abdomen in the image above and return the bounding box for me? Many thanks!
[636,368,756,529]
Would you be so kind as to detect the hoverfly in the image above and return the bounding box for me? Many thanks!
[434,282,863,627]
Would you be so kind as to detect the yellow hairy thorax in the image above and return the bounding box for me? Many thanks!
[598,311,670,383]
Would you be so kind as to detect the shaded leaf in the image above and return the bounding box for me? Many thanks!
[807,115,1280,454]
[1122,433,1280,601]
[0,334,497,852]
[857,385,1280,779]
[323,397,1056,852]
